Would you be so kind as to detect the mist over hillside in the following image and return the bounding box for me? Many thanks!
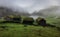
[0,0,60,18]
[31,6,60,18]
[0,6,30,17]
[0,6,60,19]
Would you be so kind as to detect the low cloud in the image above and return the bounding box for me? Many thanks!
[0,0,60,13]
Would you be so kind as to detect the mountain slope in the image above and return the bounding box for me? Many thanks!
[0,7,30,17]
[32,6,60,17]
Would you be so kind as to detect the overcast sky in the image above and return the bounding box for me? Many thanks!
[0,0,60,13]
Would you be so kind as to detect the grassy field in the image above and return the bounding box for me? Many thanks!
[46,18,60,27]
[0,23,60,37]
[0,18,60,37]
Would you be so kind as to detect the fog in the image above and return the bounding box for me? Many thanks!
[0,0,60,15]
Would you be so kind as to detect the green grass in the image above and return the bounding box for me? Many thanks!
[0,23,60,37]
[0,18,60,37]
[46,18,60,27]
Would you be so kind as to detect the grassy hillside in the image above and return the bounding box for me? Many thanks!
[0,23,60,37]
[46,18,60,27]
[0,18,60,37]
